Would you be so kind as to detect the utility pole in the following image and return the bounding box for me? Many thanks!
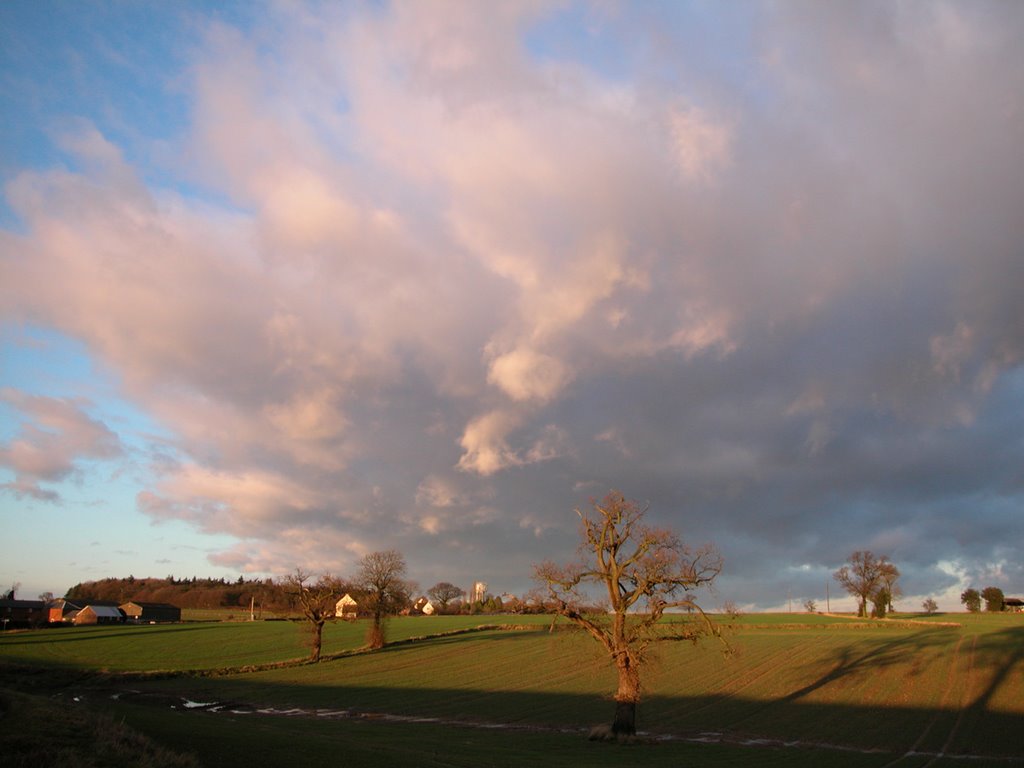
[826,581,830,613]
[250,595,255,622]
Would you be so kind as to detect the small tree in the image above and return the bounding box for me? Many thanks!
[355,550,410,649]
[534,491,724,738]
[284,570,342,662]
[803,598,817,613]
[981,586,1005,612]
[427,582,465,612]
[922,597,939,614]
[960,588,981,613]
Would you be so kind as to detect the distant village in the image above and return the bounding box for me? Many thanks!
[0,577,534,630]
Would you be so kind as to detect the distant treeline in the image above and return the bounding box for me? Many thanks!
[63,576,578,615]
[65,576,289,611]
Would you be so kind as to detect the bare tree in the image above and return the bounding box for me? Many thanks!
[284,569,342,662]
[427,582,464,612]
[534,491,724,738]
[833,551,891,618]
[355,550,409,649]
[803,598,817,613]
[922,597,939,614]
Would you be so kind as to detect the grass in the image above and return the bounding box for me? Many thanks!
[2,612,1021,766]
[106,700,901,768]
[0,685,199,767]
[0,614,553,672]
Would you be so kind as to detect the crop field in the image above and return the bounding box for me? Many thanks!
[2,613,1022,767]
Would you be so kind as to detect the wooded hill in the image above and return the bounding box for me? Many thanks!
[64,576,286,610]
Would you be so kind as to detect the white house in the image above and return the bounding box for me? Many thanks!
[335,593,358,619]
[413,597,435,615]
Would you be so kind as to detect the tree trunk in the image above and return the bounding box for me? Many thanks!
[311,621,323,662]
[367,612,385,649]
[612,659,640,736]
[612,700,636,736]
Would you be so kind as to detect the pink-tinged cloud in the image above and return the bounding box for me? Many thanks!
[0,389,123,499]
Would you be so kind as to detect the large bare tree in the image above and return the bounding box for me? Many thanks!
[534,491,724,738]
[354,550,409,649]
[284,569,342,662]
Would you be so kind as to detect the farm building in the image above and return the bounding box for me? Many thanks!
[0,598,46,628]
[73,605,125,625]
[49,599,122,624]
[336,593,358,619]
[120,601,181,623]
[1004,597,1023,612]
[47,598,85,623]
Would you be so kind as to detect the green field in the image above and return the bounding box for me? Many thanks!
[0,614,541,672]
[2,613,1022,767]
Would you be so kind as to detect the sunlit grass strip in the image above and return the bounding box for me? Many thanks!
[0,615,558,673]
[0,621,553,680]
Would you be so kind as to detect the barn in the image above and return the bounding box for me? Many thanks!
[120,601,181,623]
[48,598,85,624]
[73,605,125,625]
[51,599,122,624]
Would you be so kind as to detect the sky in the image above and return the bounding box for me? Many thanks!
[2,1,1023,612]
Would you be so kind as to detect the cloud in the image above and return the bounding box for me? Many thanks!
[456,410,523,476]
[487,347,571,403]
[2,2,1024,604]
[415,474,464,509]
[668,106,733,184]
[0,389,123,500]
